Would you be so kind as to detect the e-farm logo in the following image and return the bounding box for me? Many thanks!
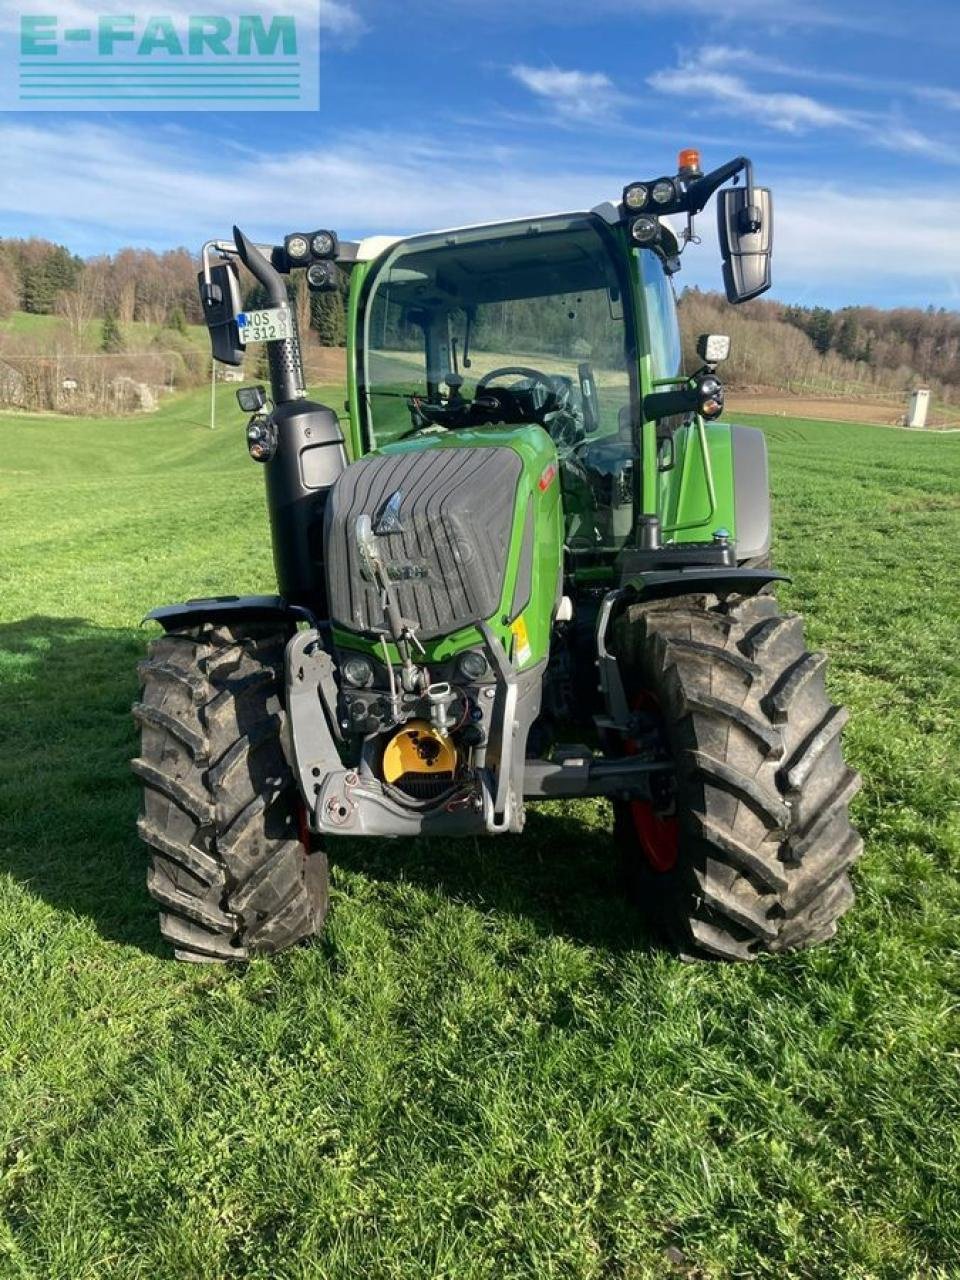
[3,4,320,111]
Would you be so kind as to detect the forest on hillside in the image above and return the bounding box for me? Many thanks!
[0,235,956,413]
[677,288,960,405]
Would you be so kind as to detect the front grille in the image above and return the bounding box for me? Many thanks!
[324,447,523,639]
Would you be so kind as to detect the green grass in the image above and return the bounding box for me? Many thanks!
[1,395,959,1279]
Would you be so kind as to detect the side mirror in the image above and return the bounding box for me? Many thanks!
[717,187,773,303]
[697,333,731,364]
[197,261,244,366]
[236,384,267,413]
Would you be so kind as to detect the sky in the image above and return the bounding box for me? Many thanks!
[1,0,959,309]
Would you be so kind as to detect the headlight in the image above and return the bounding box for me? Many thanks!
[306,260,338,290]
[623,183,648,211]
[246,417,277,463]
[457,650,487,681]
[342,655,374,687]
[630,215,661,245]
[698,376,725,420]
[284,233,311,263]
[651,179,676,205]
[310,230,337,258]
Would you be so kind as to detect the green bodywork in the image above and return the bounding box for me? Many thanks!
[332,424,563,670]
[337,220,737,666]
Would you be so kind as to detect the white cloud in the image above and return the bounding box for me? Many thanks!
[0,119,957,306]
[769,185,960,301]
[509,64,628,123]
[915,86,960,113]
[0,120,612,246]
[649,67,853,133]
[509,54,953,163]
[649,57,953,162]
[691,45,960,117]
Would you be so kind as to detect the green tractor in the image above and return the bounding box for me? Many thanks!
[133,149,861,963]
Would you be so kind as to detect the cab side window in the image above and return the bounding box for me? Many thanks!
[636,249,682,380]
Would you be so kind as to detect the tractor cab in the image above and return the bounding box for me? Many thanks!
[352,210,676,561]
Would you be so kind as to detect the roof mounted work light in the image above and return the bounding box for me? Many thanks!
[623,182,649,211]
[310,230,338,258]
[630,214,661,245]
[284,233,311,264]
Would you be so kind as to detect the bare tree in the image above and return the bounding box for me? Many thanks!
[57,270,103,352]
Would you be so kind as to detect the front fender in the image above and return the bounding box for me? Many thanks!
[143,593,308,632]
[657,421,772,561]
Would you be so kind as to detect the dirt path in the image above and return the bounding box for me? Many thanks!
[727,392,960,430]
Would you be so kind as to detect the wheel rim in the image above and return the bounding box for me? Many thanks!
[295,797,313,852]
[626,691,679,873]
[628,799,679,872]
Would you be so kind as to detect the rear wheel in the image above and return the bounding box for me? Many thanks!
[132,622,328,963]
[613,592,862,960]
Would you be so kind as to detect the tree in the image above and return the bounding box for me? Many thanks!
[311,287,345,346]
[807,307,835,356]
[58,272,102,351]
[101,308,125,353]
[168,306,187,335]
[834,312,859,361]
[18,241,82,313]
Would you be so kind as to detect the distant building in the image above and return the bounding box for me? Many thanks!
[0,358,25,405]
[906,389,930,429]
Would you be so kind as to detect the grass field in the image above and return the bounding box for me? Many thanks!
[1,390,959,1278]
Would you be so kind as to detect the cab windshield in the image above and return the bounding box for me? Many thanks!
[360,214,639,553]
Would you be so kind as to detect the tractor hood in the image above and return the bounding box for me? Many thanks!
[323,428,563,664]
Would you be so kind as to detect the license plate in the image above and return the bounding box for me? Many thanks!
[237,307,293,345]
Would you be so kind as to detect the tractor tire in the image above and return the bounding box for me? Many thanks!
[613,592,862,961]
[132,622,328,963]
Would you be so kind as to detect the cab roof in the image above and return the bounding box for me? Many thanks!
[347,202,680,264]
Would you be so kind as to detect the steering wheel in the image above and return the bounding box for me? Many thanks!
[476,365,561,397]
[475,364,568,424]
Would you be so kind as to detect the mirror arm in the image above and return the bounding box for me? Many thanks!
[643,367,724,422]
[643,381,698,421]
[684,156,753,217]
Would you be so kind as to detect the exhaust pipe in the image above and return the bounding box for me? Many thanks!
[232,225,306,405]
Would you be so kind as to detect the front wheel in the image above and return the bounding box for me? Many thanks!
[132,622,328,962]
[613,593,862,960]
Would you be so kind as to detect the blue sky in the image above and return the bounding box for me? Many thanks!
[1,0,959,308]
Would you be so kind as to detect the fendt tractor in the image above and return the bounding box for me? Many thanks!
[133,150,862,963]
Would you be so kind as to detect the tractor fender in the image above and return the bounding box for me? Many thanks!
[142,594,309,632]
[731,425,772,561]
[622,567,789,600]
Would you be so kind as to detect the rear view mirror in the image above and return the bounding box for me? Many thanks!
[197,261,244,366]
[717,187,773,304]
